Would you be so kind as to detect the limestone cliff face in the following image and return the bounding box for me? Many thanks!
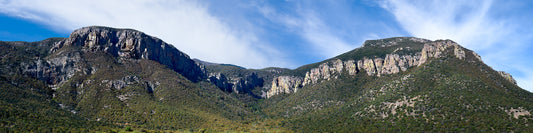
[24,26,205,89]
[56,26,204,81]
[381,54,419,75]
[267,76,303,98]
[296,53,422,89]
[418,40,466,65]
[303,59,348,85]
[498,71,518,85]
[267,38,515,98]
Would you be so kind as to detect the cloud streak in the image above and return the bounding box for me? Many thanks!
[379,0,502,50]
[256,1,406,62]
[257,2,354,59]
[0,0,290,69]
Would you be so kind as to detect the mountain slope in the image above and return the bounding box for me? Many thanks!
[1,26,531,132]
[0,26,275,132]
[0,39,114,132]
[262,37,532,132]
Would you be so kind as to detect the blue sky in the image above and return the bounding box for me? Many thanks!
[1,0,532,92]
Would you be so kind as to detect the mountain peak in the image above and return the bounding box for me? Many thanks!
[53,26,156,55]
[48,26,205,84]
[268,37,518,97]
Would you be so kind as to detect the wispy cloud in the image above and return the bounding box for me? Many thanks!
[257,2,354,59]
[256,0,409,62]
[0,0,291,69]
[379,0,502,50]
[379,0,533,92]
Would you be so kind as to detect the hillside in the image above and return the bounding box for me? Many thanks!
[1,26,531,132]
[0,27,277,132]
[262,38,532,132]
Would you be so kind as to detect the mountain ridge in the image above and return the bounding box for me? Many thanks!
[50,26,205,82]
[1,26,531,132]
[266,37,518,98]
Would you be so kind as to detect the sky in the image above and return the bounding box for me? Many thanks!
[0,0,532,92]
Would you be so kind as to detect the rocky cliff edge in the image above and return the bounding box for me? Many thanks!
[266,38,517,98]
[23,26,205,89]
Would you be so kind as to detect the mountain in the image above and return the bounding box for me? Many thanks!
[0,26,263,132]
[262,37,532,132]
[1,26,531,132]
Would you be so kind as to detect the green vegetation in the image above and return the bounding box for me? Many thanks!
[0,40,115,132]
[1,36,532,132]
[287,37,425,77]
[262,45,533,132]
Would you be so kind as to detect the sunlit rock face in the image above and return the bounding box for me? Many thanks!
[23,26,205,89]
[267,38,516,98]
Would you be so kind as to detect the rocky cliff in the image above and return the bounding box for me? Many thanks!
[207,72,264,93]
[267,76,303,98]
[196,59,269,94]
[499,71,518,85]
[267,38,516,98]
[56,26,204,81]
[22,26,205,89]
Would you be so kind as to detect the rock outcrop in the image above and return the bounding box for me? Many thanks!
[380,54,420,75]
[51,26,205,82]
[298,53,422,88]
[267,76,303,98]
[22,26,206,89]
[21,51,93,89]
[267,38,503,98]
[207,72,264,93]
[418,40,465,66]
[208,73,233,92]
[102,75,141,90]
[498,71,518,85]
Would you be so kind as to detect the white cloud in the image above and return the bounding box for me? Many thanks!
[258,3,353,59]
[297,13,354,58]
[0,0,291,69]
[379,0,533,92]
[379,0,502,50]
